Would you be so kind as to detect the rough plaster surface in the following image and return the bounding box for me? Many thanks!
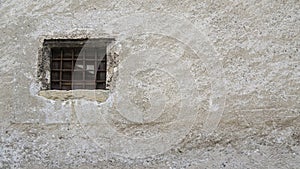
[0,0,299,168]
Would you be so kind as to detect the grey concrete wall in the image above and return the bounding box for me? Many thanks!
[0,0,299,168]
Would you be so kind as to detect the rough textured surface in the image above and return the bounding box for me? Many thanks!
[38,90,109,102]
[0,0,299,168]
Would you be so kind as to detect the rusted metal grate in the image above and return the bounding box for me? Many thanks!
[44,39,112,90]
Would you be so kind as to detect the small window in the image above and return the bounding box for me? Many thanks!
[41,39,113,90]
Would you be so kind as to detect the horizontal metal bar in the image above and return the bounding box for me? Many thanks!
[51,69,106,72]
[52,58,107,61]
[44,38,114,47]
[52,80,106,82]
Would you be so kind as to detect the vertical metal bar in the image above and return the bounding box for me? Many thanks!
[72,48,74,89]
[72,48,74,70]
[83,49,86,89]
[60,48,63,89]
[49,47,52,89]
[104,53,107,89]
[95,48,97,89]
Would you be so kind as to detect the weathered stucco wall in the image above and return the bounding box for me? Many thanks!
[0,0,299,168]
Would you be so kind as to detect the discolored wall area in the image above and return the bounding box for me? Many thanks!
[0,1,299,168]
